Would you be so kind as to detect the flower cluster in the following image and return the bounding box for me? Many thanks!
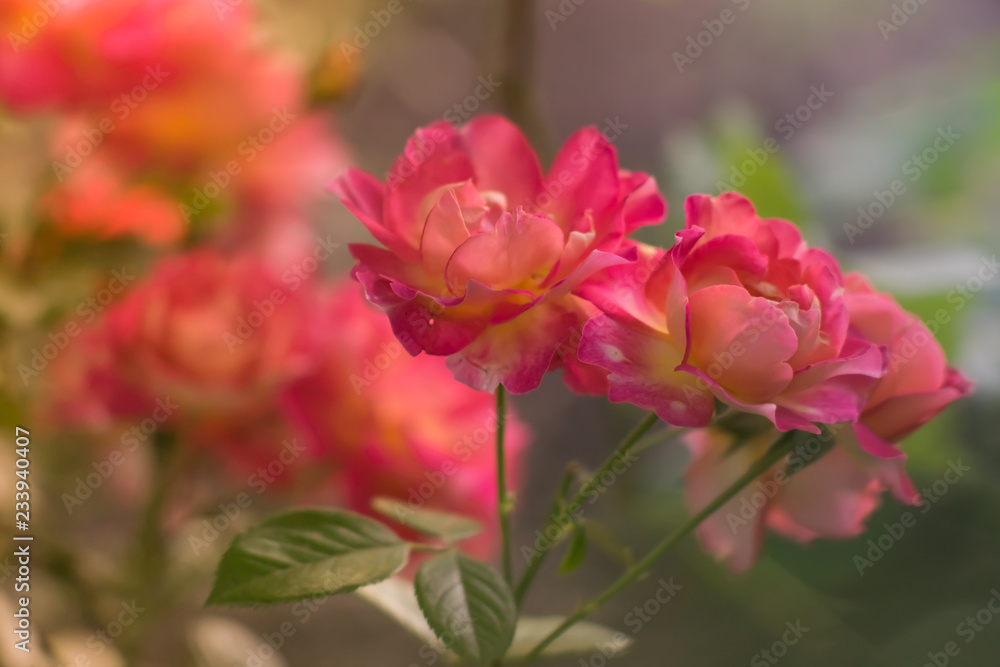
[1,0,348,244]
[336,116,971,569]
[48,256,529,556]
[22,0,528,562]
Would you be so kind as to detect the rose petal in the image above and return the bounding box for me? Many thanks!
[541,127,619,234]
[383,122,474,247]
[446,300,580,393]
[461,115,543,209]
[579,315,714,426]
[445,210,565,292]
[686,284,797,403]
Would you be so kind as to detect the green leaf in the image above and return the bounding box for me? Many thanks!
[507,616,632,658]
[557,523,587,574]
[207,509,410,606]
[414,551,516,665]
[371,496,482,541]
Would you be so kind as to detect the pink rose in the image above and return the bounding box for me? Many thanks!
[333,115,665,393]
[284,280,531,558]
[840,273,972,459]
[579,193,885,431]
[0,0,255,113]
[43,322,155,429]
[679,248,970,573]
[104,248,322,414]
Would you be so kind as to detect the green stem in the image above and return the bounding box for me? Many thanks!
[515,430,800,664]
[496,384,513,586]
[514,412,662,605]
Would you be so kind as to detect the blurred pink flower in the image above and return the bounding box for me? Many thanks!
[103,247,323,414]
[6,0,350,244]
[334,115,665,394]
[0,0,253,112]
[579,193,885,431]
[43,149,186,245]
[284,280,531,558]
[43,322,155,430]
[683,424,919,573]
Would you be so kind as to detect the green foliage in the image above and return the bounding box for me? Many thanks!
[207,509,410,606]
[414,551,516,665]
[371,496,482,541]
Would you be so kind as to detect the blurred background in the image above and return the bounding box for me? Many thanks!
[1,0,999,665]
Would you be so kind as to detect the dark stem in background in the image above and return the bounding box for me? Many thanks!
[136,432,175,577]
[499,0,551,157]
[118,431,180,663]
